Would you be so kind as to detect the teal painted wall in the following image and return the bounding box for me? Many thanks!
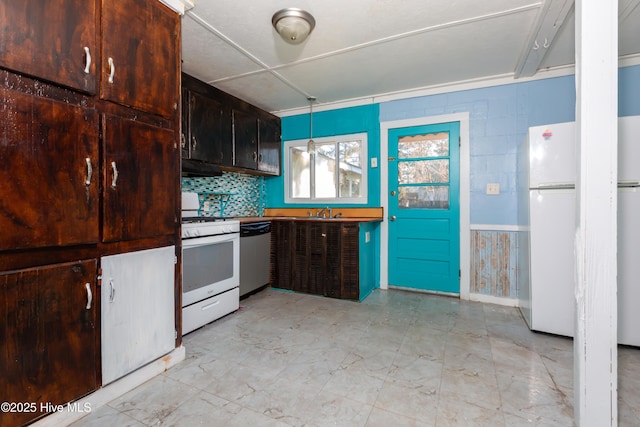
[265,104,381,208]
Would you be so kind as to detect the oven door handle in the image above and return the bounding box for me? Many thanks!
[182,233,239,248]
[201,300,220,310]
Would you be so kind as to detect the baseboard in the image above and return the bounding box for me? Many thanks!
[33,346,186,427]
[469,293,519,307]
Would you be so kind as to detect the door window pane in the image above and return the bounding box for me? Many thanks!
[398,186,449,209]
[398,159,449,184]
[398,132,449,158]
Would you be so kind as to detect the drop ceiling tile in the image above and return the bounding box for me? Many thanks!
[183,0,539,68]
[213,72,308,112]
[181,15,263,83]
[275,10,538,105]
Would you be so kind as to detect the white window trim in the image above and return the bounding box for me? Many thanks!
[284,132,368,204]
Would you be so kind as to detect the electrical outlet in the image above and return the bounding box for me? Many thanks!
[486,183,500,195]
[365,231,371,243]
[370,157,378,168]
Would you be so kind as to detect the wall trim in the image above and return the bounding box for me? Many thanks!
[33,347,186,427]
[380,112,470,300]
[470,224,527,232]
[469,293,519,307]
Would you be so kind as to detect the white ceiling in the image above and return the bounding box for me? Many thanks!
[180,0,640,115]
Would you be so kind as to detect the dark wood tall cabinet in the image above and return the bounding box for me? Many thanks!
[0,1,181,425]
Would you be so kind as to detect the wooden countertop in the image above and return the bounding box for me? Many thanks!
[237,216,382,224]
[236,207,383,224]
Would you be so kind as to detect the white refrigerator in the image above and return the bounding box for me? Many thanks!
[518,116,640,345]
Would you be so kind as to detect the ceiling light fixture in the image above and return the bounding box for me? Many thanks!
[272,8,316,44]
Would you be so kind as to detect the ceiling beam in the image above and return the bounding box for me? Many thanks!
[514,0,575,78]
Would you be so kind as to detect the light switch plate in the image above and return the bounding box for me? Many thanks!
[486,183,500,195]
[370,157,378,168]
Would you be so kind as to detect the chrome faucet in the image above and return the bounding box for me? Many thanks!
[316,206,332,218]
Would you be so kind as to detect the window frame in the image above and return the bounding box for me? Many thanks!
[284,132,368,204]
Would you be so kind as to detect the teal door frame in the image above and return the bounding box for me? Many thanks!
[379,113,470,299]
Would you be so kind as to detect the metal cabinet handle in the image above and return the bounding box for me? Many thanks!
[85,283,92,309]
[85,158,93,186]
[111,161,118,188]
[390,190,396,196]
[180,133,186,149]
[109,279,116,303]
[191,136,197,150]
[107,57,115,83]
[83,47,92,74]
[258,153,263,162]
[220,151,223,160]
[390,215,397,221]
[253,152,258,162]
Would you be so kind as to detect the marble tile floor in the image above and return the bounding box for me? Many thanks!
[72,288,640,427]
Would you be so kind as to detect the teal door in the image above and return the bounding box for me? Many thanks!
[388,122,460,293]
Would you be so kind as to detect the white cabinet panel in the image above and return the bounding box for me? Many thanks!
[101,246,175,385]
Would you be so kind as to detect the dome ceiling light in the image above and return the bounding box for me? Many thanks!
[272,8,316,44]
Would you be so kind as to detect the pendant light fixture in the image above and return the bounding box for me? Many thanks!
[272,8,316,44]
[307,96,316,155]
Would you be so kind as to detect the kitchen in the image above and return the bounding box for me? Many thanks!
[1,0,639,426]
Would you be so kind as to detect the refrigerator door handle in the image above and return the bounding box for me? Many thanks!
[531,184,575,190]
[618,181,640,188]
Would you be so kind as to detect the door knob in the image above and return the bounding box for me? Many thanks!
[390,190,396,196]
[390,215,396,221]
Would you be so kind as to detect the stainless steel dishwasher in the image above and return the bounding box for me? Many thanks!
[239,221,271,297]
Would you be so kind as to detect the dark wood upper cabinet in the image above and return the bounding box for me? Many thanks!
[0,87,99,251]
[0,260,99,427]
[189,92,232,166]
[0,0,98,94]
[181,73,281,176]
[258,117,282,175]
[102,114,177,243]
[233,109,259,170]
[100,0,179,118]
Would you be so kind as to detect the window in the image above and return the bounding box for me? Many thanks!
[284,133,368,204]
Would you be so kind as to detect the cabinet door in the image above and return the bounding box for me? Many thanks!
[340,224,360,300]
[308,223,327,295]
[0,260,98,427]
[0,89,99,251]
[181,86,190,159]
[233,109,258,170]
[271,222,293,290]
[258,117,281,175]
[189,92,232,166]
[102,114,177,242]
[0,0,97,93]
[101,246,175,385]
[101,0,179,118]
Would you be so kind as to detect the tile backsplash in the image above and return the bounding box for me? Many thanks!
[181,172,265,217]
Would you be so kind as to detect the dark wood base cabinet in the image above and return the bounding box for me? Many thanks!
[0,261,99,427]
[271,221,360,300]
